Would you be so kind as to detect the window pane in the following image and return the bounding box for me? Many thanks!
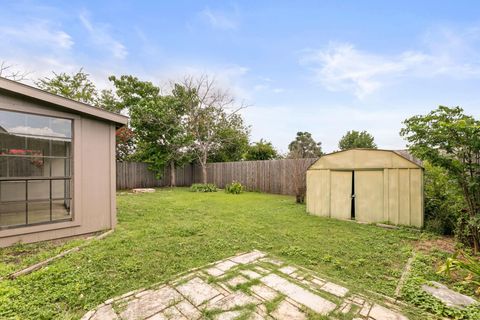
[6,157,50,177]
[52,179,71,199]
[26,136,50,156]
[0,181,26,202]
[0,109,71,139]
[28,180,50,201]
[51,140,70,157]
[0,156,7,177]
[0,203,26,227]
[52,200,71,220]
[28,202,51,224]
[0,131,26,150]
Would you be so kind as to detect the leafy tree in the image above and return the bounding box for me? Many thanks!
[36,69,98,104]
[36,69,134,160]
[288,132,322,158]
[424,161,465,235]
[178,75,249,183]
[401,106,480,252]
[244,139,278,160]
[115,127,135,161]
[208,125,249,162]
[338,130,377,150]
[110,76,192,186]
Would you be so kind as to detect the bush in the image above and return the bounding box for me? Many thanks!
[190,183,217,192]
[424,162,465,235]
[225,181,244,194]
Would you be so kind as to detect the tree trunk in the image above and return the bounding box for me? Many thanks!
[201,163,207,184]
[170,161,176,187]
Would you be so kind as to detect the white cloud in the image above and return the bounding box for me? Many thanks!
[0,20,73,49]
[199,6,239,30]
[79,11,127,59]
[300,27,480,98]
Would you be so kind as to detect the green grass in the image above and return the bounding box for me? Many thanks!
[0,188,442,319]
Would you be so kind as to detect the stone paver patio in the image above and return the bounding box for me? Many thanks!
[81,250,409,320]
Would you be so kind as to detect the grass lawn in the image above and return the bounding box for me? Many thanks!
[0,188,467,319]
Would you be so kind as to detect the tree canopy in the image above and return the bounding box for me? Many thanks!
[244,139,278,161]
[338,130,377,150]
[288,132,322,158]
[401,105,480,252]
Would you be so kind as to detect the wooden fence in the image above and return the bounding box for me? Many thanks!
[116,158,318,195]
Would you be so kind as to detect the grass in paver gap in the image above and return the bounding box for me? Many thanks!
[201,302,256,319]
[0,188,445,319]
[264,294,285,314]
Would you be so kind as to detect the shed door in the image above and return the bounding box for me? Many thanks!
[355,170,384,223]
[330,171,352,220]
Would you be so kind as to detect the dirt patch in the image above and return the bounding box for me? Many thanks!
[415,237,456,254]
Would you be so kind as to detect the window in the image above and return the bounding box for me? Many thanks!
[0,109,72,229]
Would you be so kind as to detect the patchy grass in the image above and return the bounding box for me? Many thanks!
[401,250,480,319]
[0,188,448,319]
[0,237,87,278]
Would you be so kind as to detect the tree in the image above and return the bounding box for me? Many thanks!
[36,69,98,104]
[36,69,134,160]
[244,139,278,160]
[288,132,322,158]
[0,61,29,81]
[110,76,192,186]
[338,130,377,150]
[207,125,249,162]
[178,75,249,183]
[115,126,135,161]
[400,106,480,252]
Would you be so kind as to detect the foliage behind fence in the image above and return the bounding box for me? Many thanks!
[116,158,318,195]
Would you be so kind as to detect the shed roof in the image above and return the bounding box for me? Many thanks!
[0,77,128,126]
[308,148,423,170]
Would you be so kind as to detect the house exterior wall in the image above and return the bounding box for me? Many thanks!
[306,149,424,228]
[0,93,117,247]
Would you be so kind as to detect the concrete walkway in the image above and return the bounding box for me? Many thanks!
[81,250,409,320]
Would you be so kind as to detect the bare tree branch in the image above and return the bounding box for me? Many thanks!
[0,61,31,82]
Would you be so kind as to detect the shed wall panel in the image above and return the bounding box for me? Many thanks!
[398,169,411,226]
[355,170,384,223]
[306,170,330,216]
[330,171,352,220]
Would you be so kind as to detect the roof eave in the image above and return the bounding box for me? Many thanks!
[0,77,128,126]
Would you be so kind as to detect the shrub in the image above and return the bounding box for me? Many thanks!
[225,181,244,194]
[424,162,465,235]
[190,183,217,192]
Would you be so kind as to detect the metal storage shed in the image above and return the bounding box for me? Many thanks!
[306,149,424,227]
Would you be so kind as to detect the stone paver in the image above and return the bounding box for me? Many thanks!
[422,281,478,309]
[120,286,181,320]
[271,301,306,320]
[320,282,349,297]
[261,273,336,315]
[90,305,118,320]
[230,250,266,264]
[369,304,409,320]
[240,269,262,279]
[208,291,260,310]
[278,266,297,275]
[226,275,249,287]
[251,284,278,301]
[215,310,242,320]
[177,277,221,306]
[82,250,412,320]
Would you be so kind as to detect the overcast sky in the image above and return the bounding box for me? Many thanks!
[1,0,480,153]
